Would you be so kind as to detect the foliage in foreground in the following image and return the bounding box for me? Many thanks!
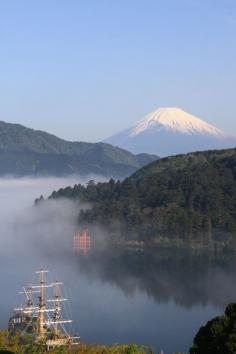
[190,303,236,354]
[0,331,152,354]
[76,343,152,353]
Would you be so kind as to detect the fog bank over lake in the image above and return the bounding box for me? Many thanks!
[0,177,235,353]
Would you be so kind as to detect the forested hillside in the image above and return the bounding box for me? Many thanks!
[44,148,236,248]
[0,121,157,177]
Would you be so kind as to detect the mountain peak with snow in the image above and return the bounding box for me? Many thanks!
[104,106,235,156]
[130,107,226,138]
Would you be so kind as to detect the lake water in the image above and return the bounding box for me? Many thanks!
[0,177,235,354]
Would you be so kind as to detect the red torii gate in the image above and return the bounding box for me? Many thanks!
[74,230,91,255]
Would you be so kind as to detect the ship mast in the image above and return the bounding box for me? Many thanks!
[52,281,61,338]
[12,267,80,349]
[15,285,39,315]
[35,269,48,337]
[25,283,33,316]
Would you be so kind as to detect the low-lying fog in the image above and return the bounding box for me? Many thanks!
[0,176,80,257]
[0,177,82,316]
[0,176,235,354]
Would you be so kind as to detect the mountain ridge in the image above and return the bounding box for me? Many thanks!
[0,120,158,177]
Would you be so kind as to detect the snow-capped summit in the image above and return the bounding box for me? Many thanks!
[130,107,225,138]
[104,107,235,156]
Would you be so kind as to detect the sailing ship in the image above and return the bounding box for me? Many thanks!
[8,269,80,350]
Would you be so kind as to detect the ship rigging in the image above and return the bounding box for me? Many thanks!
[9,268,80,350]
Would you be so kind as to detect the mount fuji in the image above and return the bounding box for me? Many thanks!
[104,107,236,156]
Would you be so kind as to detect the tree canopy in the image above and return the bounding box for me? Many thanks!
[42,148,236,248]
[190,303,236,354]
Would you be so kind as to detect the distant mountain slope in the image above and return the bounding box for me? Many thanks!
[45,148,236,249]
[104,107,236,156]
[0,120,158,177]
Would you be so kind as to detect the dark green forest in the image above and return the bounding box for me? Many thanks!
[40,148,236,249]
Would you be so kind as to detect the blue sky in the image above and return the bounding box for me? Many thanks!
[0,0,235,141]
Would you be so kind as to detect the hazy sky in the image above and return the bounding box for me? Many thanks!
[0,0,235,142]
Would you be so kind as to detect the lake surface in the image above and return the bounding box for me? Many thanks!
[0,177,235,354]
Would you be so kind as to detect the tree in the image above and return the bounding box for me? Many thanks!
[190,303,236,354]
